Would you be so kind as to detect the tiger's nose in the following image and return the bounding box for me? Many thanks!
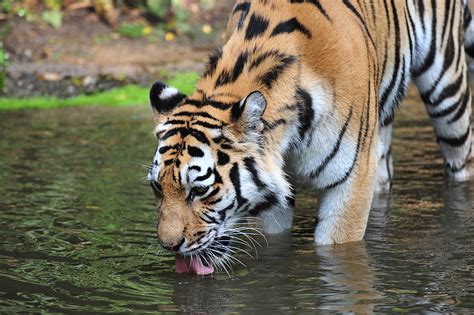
[159,238,185,252]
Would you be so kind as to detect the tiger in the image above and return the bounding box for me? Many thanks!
[146,0,474,274]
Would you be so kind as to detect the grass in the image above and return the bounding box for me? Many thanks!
[0,71,200,111]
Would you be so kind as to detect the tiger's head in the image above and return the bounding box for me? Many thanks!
[147,81,291,272]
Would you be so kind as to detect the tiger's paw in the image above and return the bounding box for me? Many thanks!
[446,157,474,182]
[446,143,474,181]
[374,177,392,194]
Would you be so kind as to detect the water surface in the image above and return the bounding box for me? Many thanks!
[1,89,473,313]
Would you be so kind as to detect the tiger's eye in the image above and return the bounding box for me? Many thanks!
[188,186,209,202]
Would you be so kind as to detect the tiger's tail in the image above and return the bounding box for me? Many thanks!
[464,1,474,57]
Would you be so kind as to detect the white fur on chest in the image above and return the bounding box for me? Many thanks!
[286,73,357,189]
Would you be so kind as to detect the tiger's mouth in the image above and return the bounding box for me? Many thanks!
[174,235,232,275]
[175,254,215,275]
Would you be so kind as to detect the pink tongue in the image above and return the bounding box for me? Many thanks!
[175,254,214,275]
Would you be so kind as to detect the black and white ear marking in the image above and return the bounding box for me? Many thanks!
[150,81,186,114]
[231,91,267,123]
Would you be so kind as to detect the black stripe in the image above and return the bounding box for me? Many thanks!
[310,108,353,178]
[386,147,392,183]
[271,18,312,38]
[164,119,186,125]
[243,157,266,189]
[307,0,331,20]
[230,101,243,122]
[203,48,222,77]
[213,168,223,184]
[158,144,180,154]
[404,7,414,65]
[229,163,248,207]
[382,0,391,34]
[249,192,278,216]
[440,0,453,42]
[213,135,234,145]
[191,120,223,129]
[233,2,251,30]
[249,50,288,71]
[259,56,296,88]
[382,57,407,126]
[440,29,456,79]
[429,92,466,118]
[189,165,201,172]
[369,1,376,22]
[186,98,238,110]
[296,88,314,139]
[217,201,235,222]
[342,0,376,47]
[437,127,471,147]
[361,81,371,150]
[290,0,331,20]
[208,197,222,206]
[379,0,402,123]
[161,127,210,145]
[322,106,364,190]
[196,167,213,182]
[217,150,230,166]
[188,129,210,145]
[245,14,270,40]
[187,145,205,158]
[207,187,220,199]
[423,74,463,107]
[464,3,472,30]
[263,118,287,131]
[412,0,437,77]
[215,51,249,87]
[190,230,208,246]
[448,91,471,124]
[205,100,237,110]
[200,212,218,224]
[160,128,182,141]
[184,99,202,107]
[417,0,425,32]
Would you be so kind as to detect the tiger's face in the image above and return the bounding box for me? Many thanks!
[147,81,287,270]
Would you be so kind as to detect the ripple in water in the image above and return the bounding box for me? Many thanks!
[0,91,473,312]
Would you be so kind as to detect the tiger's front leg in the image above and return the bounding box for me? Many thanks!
[313,116,378,245]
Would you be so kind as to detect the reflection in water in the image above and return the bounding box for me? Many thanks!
[316,243,386,313]
[0,95,473,312]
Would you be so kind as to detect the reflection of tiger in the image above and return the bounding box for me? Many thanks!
[147,0,474,269]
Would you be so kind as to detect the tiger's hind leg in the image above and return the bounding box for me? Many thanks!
[413,26,473,181]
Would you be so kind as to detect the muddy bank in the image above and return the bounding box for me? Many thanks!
[1,5,234,97]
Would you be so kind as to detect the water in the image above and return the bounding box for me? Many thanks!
[1,88,473,313]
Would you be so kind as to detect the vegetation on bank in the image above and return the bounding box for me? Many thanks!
[1,0,218,38]
[0,71,199,111]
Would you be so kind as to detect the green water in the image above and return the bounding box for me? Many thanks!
[0,93,473,312]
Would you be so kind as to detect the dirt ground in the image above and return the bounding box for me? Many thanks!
[3,1,474,98]
[1,2,234,98]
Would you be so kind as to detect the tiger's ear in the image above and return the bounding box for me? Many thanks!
[149,81,186,115]
[230,91,267,139]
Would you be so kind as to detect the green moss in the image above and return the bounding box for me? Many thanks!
[0,71,200,111]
